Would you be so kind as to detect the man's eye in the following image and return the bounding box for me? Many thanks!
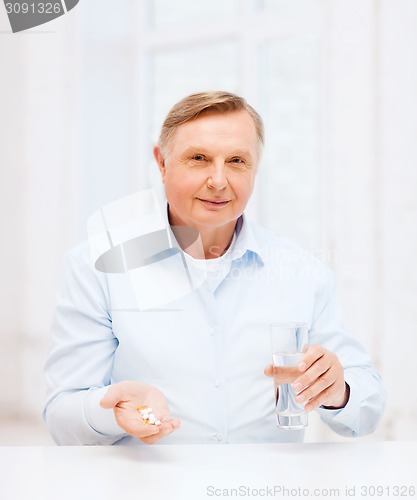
[230,157,245,165]
[191,154,205,161]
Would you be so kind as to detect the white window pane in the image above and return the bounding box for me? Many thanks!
[259,38,320,249]
[261,0,319,11]
[150,0,240,29]
[82,0,132,40]
[82,52,133,219]
[151,43,240,143]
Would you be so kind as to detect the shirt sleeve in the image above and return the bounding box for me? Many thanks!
[43,246,127,445]
[309,267,386,437]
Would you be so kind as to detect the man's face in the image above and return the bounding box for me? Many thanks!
[154,110,259,231]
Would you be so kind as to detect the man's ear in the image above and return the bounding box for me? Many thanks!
[153,145,166,182]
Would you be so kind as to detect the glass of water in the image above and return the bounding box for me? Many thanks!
[270,322,309,430]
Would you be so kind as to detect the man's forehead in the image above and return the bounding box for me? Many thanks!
[173,110,257,140]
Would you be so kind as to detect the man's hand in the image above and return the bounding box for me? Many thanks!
[264,345,350,412]
[100,380,180,444]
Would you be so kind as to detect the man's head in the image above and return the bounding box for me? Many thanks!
[158,91,264,161]
[154,91,264,235]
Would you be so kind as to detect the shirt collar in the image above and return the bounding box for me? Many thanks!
[230,214,264,265]
[161,202,264,265]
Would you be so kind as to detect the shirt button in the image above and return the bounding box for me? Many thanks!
[216,433,224,441]
[213,379,221,388]
[209,328,216,336]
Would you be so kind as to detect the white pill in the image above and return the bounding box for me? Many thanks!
[155,420,161,425]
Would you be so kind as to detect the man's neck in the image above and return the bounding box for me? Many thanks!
[197,223,236,259]
[169,217,236,259]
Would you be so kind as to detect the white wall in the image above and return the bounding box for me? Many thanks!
[0,11,83,422]
[378,0,417,439]
[0,0,416,443]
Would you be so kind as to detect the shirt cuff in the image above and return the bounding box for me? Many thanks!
[316,374,361,434]
[84,386,127,437]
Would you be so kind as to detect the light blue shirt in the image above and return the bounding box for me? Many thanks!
[43,215,385,445]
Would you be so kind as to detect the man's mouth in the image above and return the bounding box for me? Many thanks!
[197,198,230,208]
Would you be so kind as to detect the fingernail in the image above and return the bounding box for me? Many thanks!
[292,382,302,392]
[298,362,307,371]
[296,393,305,402]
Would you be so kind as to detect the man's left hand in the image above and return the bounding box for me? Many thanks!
[264,344,349,411]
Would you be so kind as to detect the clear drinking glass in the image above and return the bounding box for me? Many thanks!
[270,322,309,429]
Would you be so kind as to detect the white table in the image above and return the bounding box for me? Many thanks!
[1,441,416,500]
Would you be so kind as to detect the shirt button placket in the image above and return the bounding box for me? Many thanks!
[209,324,225,443]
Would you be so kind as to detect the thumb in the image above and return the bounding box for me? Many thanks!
[264,364,274,377]
[100,384,123,409]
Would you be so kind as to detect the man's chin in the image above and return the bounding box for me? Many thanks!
[191,213,239,231]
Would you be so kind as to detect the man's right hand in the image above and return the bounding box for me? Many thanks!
[100,380,180,444]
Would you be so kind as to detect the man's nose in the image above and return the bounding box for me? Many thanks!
[207,162,228,190]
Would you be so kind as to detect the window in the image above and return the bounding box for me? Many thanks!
[82,0,323,250]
